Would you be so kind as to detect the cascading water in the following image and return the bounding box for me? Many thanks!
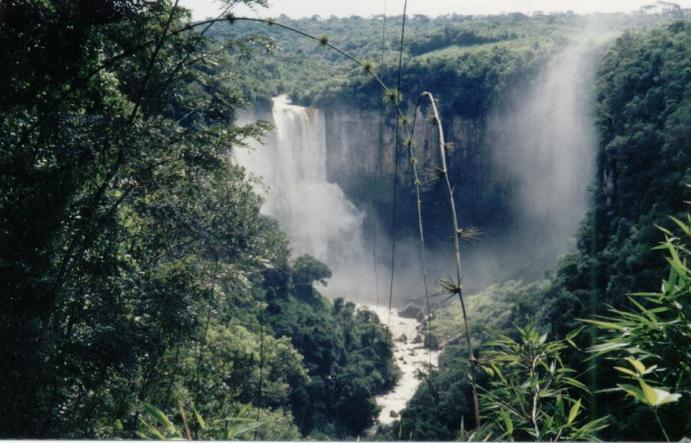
[236,95,370,297]
[238,96,434,426]
[235,35,608,428]
[487,34,602,268]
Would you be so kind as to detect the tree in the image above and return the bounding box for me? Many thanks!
[0,0,283,437]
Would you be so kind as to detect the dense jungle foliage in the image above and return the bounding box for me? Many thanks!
[0,1,395,439]
[377,20,691,441]
[1,0,689,441]
[214,10,689,293]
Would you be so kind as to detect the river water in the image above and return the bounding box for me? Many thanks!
[364,305,441,427]
[236,97,442,428]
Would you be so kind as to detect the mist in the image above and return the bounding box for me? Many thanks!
[485,34,600,269]
[234,24,620,306]
[235,96,383,301]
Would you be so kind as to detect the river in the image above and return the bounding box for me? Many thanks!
[364,305,441,428]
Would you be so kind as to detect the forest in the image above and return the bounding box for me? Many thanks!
[0,0,689,441]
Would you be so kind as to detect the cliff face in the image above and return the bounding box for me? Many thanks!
[322,105,509,247]
[323,106,484,185]
[320,35,603,289]
[322,106,435,181]
[240,33,602,293]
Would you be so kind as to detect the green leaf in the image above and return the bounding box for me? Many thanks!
[626,357,646,375]
[579,416,610,434]
[618,384,646,403]
[566,326,585,341]
[640,379,659,406]
[539,333,548,344]
[564,377,589,392]
[194,410,206,430]
[567,399,581,425]
[614,366,638,377]
[639,379,681,407]
[138,417,166,440]
[491,363,507,384]
[556,394,565,419]
[581,318,626,330]
[225,421,261,439]
[670,216,691,237]
[589,340,629,354]
[500,410,514,436]
[136,431,157,440]
[142,402,175,434]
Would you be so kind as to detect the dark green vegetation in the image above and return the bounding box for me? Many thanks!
[1,1,690,441]
[214,13,574,287]
[0,1,395,439]
[381,20,691,441]
[216,10,687,295]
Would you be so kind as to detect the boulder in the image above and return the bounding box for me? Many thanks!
[398,303,423,319]
[423,333,440,350]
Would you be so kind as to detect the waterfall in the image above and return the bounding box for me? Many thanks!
[488,35,601,267]
[237,95,370,297]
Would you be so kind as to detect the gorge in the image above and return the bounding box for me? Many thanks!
[3,3,688,439]
[233,32,608,430]
[237,32,605,305]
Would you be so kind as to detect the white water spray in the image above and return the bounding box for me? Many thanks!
[488,35,602,265]
[237,95,371,297]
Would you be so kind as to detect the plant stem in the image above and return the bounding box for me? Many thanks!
[386,0,408,326]
[422,91,481,430]
[409,100,434,364]
[178,400,193,440]
[654,409,670,442]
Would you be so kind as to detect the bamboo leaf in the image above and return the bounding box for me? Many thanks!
[618,384,646,403]
[670,216,691,237]
[564,377,589,392]
[138,417,166,440]
[639,379,681,407]
[626,357,647,375]
[581,319,626,330]
[501,410,514,436]
[194,410,206,430]
[614,366,638,377]
[567,399,581,425]
[226,421,261,439]
[142,402,175,433]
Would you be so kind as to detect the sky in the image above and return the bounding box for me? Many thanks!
[179,0,691,20]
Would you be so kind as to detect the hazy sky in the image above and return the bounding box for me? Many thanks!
[179,0,691,20]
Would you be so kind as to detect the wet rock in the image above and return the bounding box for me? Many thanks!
[447,335,462,346]
[397,333,408,343]
[398,304,423,319]
[424,334,440,350]
[412,334,423,344]
[390,410,399,418]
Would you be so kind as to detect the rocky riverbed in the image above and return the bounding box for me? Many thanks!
[365,305,441,427]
